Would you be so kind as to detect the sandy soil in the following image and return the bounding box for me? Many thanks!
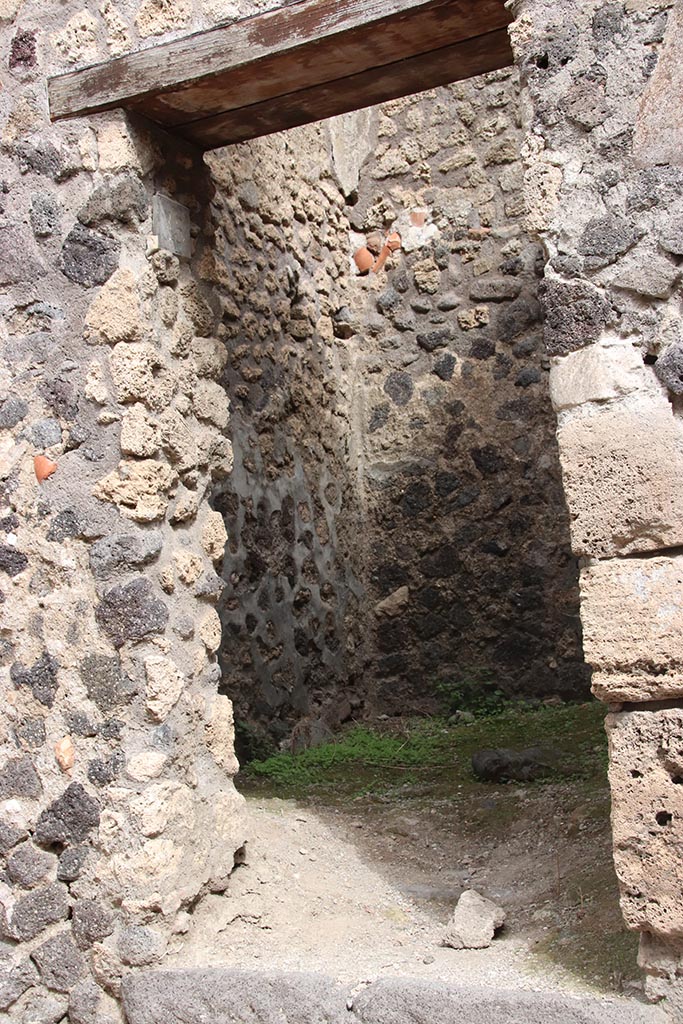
[168,796,639,1006]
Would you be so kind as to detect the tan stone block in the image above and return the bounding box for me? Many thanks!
[523,160,563,233]
[130,781,194,838]
[201,511,227,562]
[85,269,144,345]
[97,121,152,175]
[549,337,656,413]
[607,708,683,939]
[413,258,441,294]
[192,380,229,429]
[93,459,175,522]
[120,404,159,458]
[109,342,160,403]
[84,362,108,405]
[144,655,184,722]
[51,11,100,65]
[205,694,239,774]
[581,556,683,702]
[173,550,203,586]
[375,586,410,618]
[126,751,167,781]
[0,0,21,23]
[99,0,131,56]
[135,0,192,37]
[556,396,683,557]
[199,608,221,653]
[159,409,198,473]
[190,336,228,379]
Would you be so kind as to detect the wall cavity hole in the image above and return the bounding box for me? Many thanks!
[671,775,683,786]
[656,811,673,827]
[534,53,549,69]
[643,353,658,366]
[630,769,643,778]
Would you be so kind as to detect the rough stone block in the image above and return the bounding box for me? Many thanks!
[72,899,115,949]
[31,932,86,992]
[607,708,683,939]
[35,784,100,846]
[581,556,683,702]
[549,337,654,412]
[556,396,683,558]
[540,278,612,356]
[634,2,683,167]
[59,225,120,287]
[95,578,169,648]
[7,843,56,889]
[89,530,163,578]
[80,653,137,712]
[0,883,69,942]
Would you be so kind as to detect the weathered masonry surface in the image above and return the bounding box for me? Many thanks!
[212,73,589,749]
[1,1,683,1023]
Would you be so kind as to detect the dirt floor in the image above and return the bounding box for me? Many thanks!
[170,704,644,1005]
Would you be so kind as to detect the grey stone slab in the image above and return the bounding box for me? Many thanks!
[122,971,666,1024]
[122,969,344,1024]
[152,195,191,259]
[351,978,666,1024]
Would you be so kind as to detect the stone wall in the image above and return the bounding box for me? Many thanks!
[214,70,588,748]
[509,0,683,1013]
[0,3,247,1022]
[207,130,365,754]
[345,72,587,717]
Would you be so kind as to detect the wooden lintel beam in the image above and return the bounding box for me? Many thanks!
[48,0,512,151]
[177,28,513,151]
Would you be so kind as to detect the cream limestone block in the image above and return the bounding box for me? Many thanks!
[144,655,184,722]
[85,269,145,345]
[99,0,131,56]
[205,694,240,774]
[0,0,21,23]
[109,342,160,403]
[85,362,108,405]
[190,336,228,378]
[130,782,194,838]
[51,11,99,65]
[98,120,153,175]
[556,395,683,558]
[173,551,203,586]
[199,608,221,653]
[135,0,192,37]
[607,708,683,938]
[549,336,656,412]
[159,410,198,473]
[170,486,199,524]
[126,751,167,781]
[582,556,683,702]
[201,511,227,561]
[192,380,230,429]
[93,460,175,522]
[120,404,160,458]
[202,0,240,23]
[523,161,563,233]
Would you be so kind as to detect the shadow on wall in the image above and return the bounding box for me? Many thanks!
[347,72,590,718]
[206,128,366,758]
[211,69,590,756]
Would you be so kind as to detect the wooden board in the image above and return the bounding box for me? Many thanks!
[178,29,512,149]
[48,0,512,151]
